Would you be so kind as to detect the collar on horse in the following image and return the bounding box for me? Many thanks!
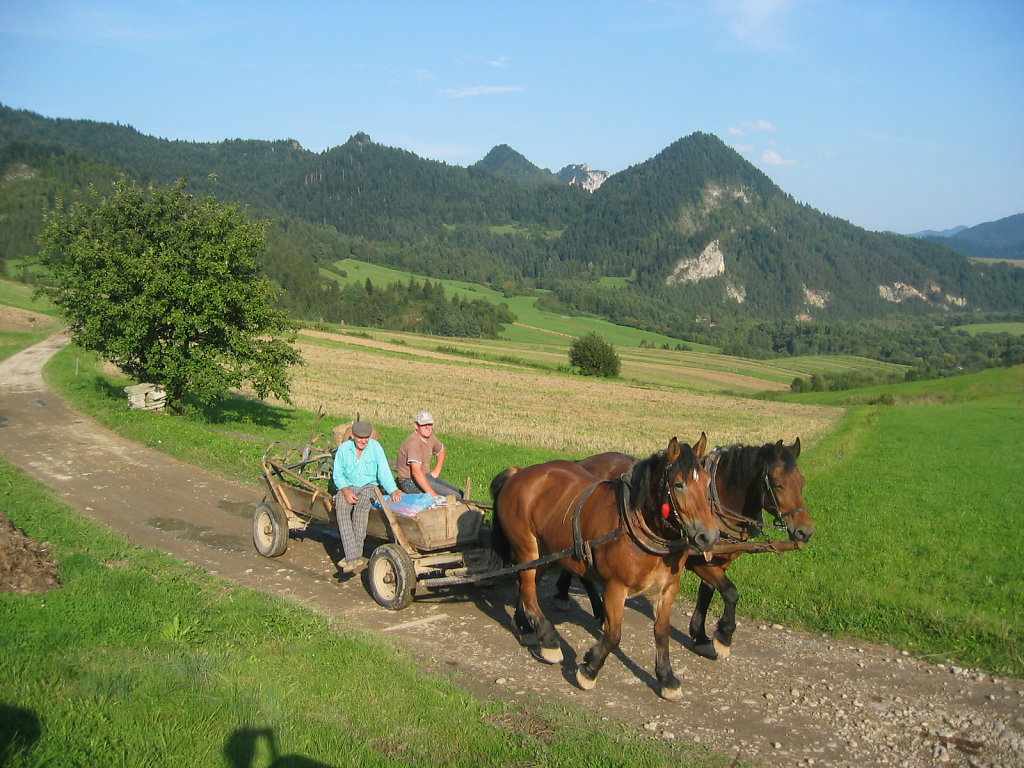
[617,473,693,556]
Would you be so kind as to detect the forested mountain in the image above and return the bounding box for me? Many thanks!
[2,103,1020,341]
[470,144,560,186]
[918,213,1024,261]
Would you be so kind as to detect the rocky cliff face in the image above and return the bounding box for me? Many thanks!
[556,163,610,192]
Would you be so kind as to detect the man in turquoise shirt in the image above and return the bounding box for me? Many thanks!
[333,420,402,573]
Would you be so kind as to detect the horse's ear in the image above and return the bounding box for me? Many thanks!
[774,439,784,457]
[666,437,681,463]
[792,437,801,458]
[692,432,707,458]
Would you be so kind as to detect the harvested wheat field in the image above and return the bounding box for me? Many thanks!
[285,330,841,456]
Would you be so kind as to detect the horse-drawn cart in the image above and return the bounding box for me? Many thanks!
[253,431,502,610]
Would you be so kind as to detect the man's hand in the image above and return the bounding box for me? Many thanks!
[389,489,403,502]
[342,487,359,506]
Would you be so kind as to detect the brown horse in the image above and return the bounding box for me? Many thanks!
[489,435,717,701]
[558,439,813,660]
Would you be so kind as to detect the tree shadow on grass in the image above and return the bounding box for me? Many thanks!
[192,394,294,430]
[91,373,295,431]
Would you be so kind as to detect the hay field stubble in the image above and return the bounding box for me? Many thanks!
[287,331,841,457]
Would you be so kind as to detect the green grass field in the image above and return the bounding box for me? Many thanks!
[954,321,1024,336]
[327,258,714,350]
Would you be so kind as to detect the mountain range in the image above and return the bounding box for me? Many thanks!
[914,213,1024,261]
[1,103,1020,335]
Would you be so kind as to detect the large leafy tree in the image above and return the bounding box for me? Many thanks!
[32,176,303,409]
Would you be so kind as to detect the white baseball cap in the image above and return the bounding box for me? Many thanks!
[414,411,434,425]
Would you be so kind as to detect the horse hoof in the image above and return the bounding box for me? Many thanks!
[552,597,570,612]
[659,684,683,702]
[712,635,732,660]
[576,665,597,690]
[692,641,718,660]
[532,645,563,665]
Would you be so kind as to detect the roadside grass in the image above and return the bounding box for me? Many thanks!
[728,382,1023,676]
[0,325,60,363]
[0,280,57,315]
[0,460,727,768]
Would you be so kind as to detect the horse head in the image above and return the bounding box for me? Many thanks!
[661,433,718,554]
[762,438,814,545]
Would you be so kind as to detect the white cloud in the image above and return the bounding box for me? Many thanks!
[487,56,510,67]
[713,0,804,52]
[732,143,755,155]
[761,149,796,165]
[441,85,524,99]
[730,119,776,136]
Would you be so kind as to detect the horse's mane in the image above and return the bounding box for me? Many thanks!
[627,443,699,506]
[716,443,795,486]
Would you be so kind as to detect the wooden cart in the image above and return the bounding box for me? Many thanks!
[253,433,502,610]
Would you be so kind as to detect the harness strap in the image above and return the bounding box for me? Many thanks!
[703,451,754,540]
[572,481,602,564]
[617,475,690,556]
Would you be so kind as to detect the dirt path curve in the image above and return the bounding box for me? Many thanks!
[1,335,1021,768]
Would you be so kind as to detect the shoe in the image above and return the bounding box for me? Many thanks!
[341,557,368,574]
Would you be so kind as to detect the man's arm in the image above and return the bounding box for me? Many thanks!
[333,448,359,505]
[430,445,447,479]
[409,460,433,493]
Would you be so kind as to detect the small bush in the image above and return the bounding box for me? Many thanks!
[569,332,621,378]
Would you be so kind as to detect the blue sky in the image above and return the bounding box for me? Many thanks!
[1,1,1021,234]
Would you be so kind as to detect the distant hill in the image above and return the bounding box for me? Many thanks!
[470,144,559,186]
[916,213,1024,261]
[913,225,968,238]
[2,103,1020,334]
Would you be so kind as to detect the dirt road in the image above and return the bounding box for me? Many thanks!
[1,335,1021,768]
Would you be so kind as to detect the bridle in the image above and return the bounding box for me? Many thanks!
[705,452,806,541]
[761,460,808,526]
[658,457,705,534]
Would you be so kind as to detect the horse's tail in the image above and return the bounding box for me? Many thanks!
[488,467,520,565]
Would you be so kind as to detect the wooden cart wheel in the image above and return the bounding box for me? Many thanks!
[367,543,415,610]
[252,501,289,557]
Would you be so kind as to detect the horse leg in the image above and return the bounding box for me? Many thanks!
[688,579,716,659]
[515,567,563,664]
[576,581,626,691]
[711,573,740,660]
[653,579,684,701]
[581,578,605,622]
[552,570,573,611]
[553,570,606,622]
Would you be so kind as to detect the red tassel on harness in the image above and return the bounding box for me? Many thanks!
[661,502,671,519]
